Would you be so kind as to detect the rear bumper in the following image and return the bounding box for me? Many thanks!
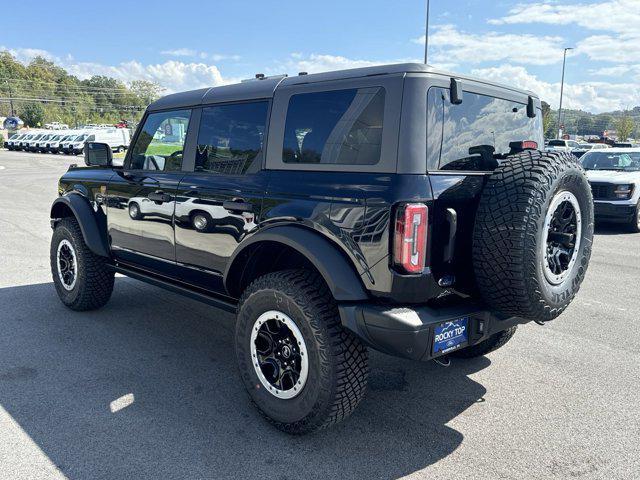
[594,201,636,223]
[339,300,525,361]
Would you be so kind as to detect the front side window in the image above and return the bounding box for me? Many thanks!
[282,87,385,165]
[427,87,543,171]
[195,101,268,175]
[129,109,191,171]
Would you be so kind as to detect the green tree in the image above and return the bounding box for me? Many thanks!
[577,115,594,135]
[130,80,165,105]
[541,101,555,137]
[20,102,45,127]
[615,114,635,141]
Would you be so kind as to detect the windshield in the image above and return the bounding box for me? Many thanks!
[74,134,88,142]
[548,140,565,146]
[581,151,640,171]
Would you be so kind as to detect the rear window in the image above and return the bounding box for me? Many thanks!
[548,140,565,146]
[427,87,543,171]
[282,87,385,165]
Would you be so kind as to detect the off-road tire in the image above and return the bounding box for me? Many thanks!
[50,217,114,311]
[473,150,594,323]
[451,326,517,358]
[235,269,369,434]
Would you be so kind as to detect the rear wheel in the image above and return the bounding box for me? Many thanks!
[50,218,114,311]
[235,270,369,434]
[473,151,594,323]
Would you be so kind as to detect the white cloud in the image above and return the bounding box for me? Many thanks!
[161,48,240,62]
[576,33,640,64]
[413,25,564,66]
[470,64,640,113]
[160,48,198,57]
[1,46,59,64]
[489,0,640,34]
[590,64,640,78]
[2,46,234,92]
[268,53,426,75]
[66,60,229,92]
[489,1,640,66]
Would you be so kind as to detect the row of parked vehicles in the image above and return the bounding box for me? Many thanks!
[4,127,130,155]
[546,138,639,158]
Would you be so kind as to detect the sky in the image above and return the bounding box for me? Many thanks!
[3,0,639,113]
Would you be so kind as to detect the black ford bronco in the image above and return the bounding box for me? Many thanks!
[50,63,594,434]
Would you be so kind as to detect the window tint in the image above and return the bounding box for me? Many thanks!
[195,101,268,175]
[282,87,385,165]
[581,151,640,171]
[427,88,543,171]
[129,109,191,171]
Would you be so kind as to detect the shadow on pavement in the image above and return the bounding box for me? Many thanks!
[594,222,635,236]
[0,279,491,479]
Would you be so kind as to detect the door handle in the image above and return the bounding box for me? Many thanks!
[148,190,173,203]
[223,200,253,213]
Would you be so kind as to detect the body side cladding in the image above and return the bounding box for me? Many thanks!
[50,194,110,258]
[224,225,368,301]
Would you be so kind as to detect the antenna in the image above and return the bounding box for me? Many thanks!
[424,0,430,64]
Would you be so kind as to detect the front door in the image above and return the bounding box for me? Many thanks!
[174,101,270,288]
[107,109,192,273]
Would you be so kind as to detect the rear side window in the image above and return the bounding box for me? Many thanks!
[196,101,269,175]
[427,87,543,171]
[282,87,385,165]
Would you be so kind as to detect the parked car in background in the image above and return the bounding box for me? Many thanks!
[572,142,610,159]
[581,148,640,232]
[42,133,69,153]
[546,139,582,152]
[64,128,130,155]
[5,132,26,150]
[45,122,70,130]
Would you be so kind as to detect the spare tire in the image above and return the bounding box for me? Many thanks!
[473,150,594,323]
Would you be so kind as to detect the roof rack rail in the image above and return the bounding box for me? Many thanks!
[241,73,288,83]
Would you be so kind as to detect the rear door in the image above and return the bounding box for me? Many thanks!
[174,100,270,287]
[107,109,193,274]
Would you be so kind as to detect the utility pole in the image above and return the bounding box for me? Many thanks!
[557,47,573,138]
[424,0,430,64]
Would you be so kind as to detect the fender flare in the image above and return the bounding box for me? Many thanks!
[50,194,110,257]
[224,225,368,301]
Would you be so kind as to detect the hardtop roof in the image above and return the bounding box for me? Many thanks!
[147,62,538,112]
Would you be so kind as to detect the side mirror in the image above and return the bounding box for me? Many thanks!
[84,142,113,167]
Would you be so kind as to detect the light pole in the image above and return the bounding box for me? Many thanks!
[557,47,573,138]
[424,0,430,64]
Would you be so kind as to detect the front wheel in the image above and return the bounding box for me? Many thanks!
[50,218,114,311]
[235,270,369,434]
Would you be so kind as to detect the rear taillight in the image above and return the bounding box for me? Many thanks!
[393,203,428,274]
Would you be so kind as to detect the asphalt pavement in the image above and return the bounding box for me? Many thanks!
[0,149,638,479]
